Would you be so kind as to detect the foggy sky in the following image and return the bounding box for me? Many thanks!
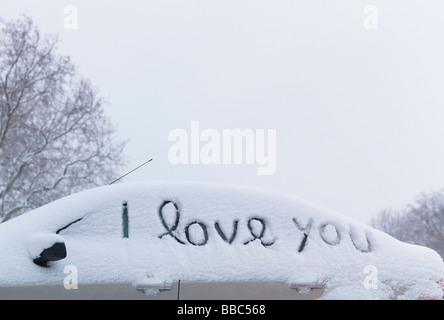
[2,0,444,224]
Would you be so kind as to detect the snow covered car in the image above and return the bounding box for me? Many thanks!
[0,181,443,299]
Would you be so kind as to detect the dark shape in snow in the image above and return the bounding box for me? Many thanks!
[33,242,67,267]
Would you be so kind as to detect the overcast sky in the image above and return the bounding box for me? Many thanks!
[2,0,444,224]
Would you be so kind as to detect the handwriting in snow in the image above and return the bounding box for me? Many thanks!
[154,200,372,253]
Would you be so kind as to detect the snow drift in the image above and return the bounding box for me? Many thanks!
[0,181,443,299]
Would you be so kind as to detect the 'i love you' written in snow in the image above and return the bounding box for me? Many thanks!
[150,200,372,253]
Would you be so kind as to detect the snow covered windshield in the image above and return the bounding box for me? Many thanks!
[0,182,443,300]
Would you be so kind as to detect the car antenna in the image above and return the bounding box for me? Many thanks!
[109,158,153,185]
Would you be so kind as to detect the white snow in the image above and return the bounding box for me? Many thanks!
[25,233,65,260]
[0,181,443,300]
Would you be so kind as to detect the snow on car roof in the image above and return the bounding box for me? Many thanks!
[0,181,443,299]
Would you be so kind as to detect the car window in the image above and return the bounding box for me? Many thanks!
[57,209,120,239]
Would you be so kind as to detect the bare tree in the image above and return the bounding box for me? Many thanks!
[0,16,126,222]
[372,191,444,258]
[371,208,407,242]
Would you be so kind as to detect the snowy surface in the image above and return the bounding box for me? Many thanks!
[0,181,443,299]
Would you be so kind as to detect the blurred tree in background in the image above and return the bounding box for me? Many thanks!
[0,16,126,222]
[372,190,444,258]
